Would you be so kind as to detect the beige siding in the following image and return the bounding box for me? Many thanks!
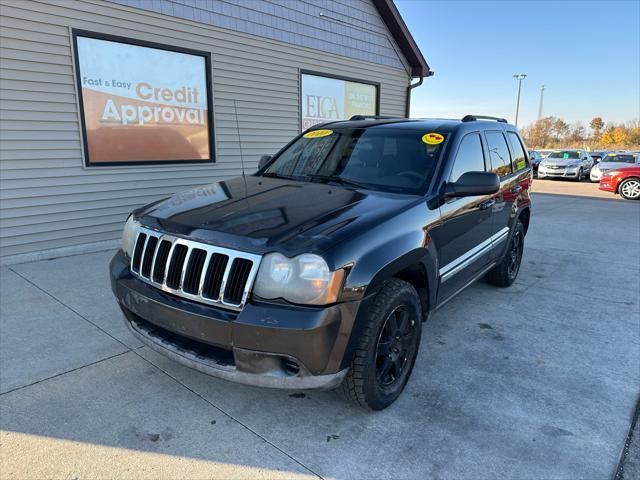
[0,0,410,258]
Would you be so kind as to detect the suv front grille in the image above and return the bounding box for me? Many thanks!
[130,226,261,311]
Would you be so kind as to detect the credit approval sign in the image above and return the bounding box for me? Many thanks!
[73,32,212,165]
[301,73,378,130]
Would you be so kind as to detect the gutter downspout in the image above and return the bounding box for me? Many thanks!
[405,71,433,118]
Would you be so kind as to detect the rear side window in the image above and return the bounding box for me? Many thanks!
[507,132,528,171]
[484,131,512,178]
[449,133,485,182]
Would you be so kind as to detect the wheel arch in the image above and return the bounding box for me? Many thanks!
[359,246,438,322]
[518,206,531,234]
[338,248,437,371]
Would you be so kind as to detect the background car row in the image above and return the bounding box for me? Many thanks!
[527,149,640,200]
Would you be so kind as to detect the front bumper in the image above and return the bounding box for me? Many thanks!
[590,169,603,181]
[110,250,356,389]
[599,178,616,192]
[538,166,580,178]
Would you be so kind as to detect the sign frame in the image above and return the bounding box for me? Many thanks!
[299,70,380,132]
[71,29,215,167]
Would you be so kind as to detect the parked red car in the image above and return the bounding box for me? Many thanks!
[599,165,640,200]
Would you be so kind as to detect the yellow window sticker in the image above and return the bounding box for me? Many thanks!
[303,129,333,138]
[608,153,617,156]
[422,132,444,145]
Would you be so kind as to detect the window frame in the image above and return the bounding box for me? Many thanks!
[506,131,529,173]
[483,129,514,179]
[71,29,215,168]
[448,131,487,183]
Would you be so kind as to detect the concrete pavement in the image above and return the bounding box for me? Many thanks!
[1,192,639,479]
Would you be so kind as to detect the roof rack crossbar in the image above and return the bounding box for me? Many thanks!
[461,115,507,123]
[349,115,405,121]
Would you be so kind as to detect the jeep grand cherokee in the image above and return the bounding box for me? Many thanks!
[110,115,532,410]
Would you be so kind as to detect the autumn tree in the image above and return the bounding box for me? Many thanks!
[589,117,604,139]
[520,116,639,149]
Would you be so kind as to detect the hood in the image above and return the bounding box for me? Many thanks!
[137,175,419,256]
[542,158,582,167]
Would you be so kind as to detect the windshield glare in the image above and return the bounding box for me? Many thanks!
[548,151,581,159]
[602,154,637,163]
[262,129,445,194]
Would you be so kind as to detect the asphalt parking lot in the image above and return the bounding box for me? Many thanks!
[1,191,639,479]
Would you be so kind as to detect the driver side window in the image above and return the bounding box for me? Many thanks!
[449,133,486,182]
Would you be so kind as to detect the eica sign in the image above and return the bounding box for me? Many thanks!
[73,31,213,165]
[301,73,378,130]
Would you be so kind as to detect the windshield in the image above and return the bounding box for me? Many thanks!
[602,153,637,163]
[548,151,581,159]
[262,128,445,194]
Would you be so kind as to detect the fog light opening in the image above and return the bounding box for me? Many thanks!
[282,358,300,376]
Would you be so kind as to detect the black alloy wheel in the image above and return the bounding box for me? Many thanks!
[485,220,526,287]
[507,229,523,281]
[375,306,418,388]
[338,279,423,410]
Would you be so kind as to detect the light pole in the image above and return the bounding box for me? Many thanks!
[513,73,527,126]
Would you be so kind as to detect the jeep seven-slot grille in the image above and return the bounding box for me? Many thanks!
[130,226,261,311]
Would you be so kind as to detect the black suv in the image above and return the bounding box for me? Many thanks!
[110,115,532,410]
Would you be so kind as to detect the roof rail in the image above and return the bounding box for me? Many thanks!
[349,115,405,121]
[461,115,508,123]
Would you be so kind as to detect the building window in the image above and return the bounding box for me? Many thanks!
[300,72,379,130]
[72,30,214,166]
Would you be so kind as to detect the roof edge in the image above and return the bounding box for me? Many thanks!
[371,0,432,78]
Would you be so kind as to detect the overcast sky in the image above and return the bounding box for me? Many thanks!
[395,0,640,127]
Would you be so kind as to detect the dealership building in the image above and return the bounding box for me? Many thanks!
[0,0,430,263]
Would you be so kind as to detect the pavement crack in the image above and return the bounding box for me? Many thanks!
[8,267,134,352]
[0,350,130,396]
[133,350,324,480]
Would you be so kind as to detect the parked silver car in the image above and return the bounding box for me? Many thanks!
[590,151,639,182]
[538,149,593,181]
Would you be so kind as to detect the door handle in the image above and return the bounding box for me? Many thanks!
[479,199,496,210]
[510,185,522,194]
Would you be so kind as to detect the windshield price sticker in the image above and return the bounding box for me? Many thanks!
[303,129,333,139]
[422,132,444,145]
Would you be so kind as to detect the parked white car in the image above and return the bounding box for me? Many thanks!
[538,149,593,181]
[590,152,639,182]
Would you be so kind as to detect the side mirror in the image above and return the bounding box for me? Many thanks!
[258,155,272,169]
[445,171,500,198]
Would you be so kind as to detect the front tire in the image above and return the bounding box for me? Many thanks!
[619,177,640,200]
[574,168,584,182]
[485,220,525,287]
[338,279,422,410]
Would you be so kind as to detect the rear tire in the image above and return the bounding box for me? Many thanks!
[619,177,640,200]
[485,220,525,287]
[338,279,422,410]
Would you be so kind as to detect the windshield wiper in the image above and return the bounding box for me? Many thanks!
[305,174,368,189]
[261,172,300,181]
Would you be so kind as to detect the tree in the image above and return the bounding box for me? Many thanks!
[589,117,604,139]
[568,122,586,144]
[552,118,569,143]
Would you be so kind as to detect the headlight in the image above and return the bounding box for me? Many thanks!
[121,215,140,258]
[253,252,345,305]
